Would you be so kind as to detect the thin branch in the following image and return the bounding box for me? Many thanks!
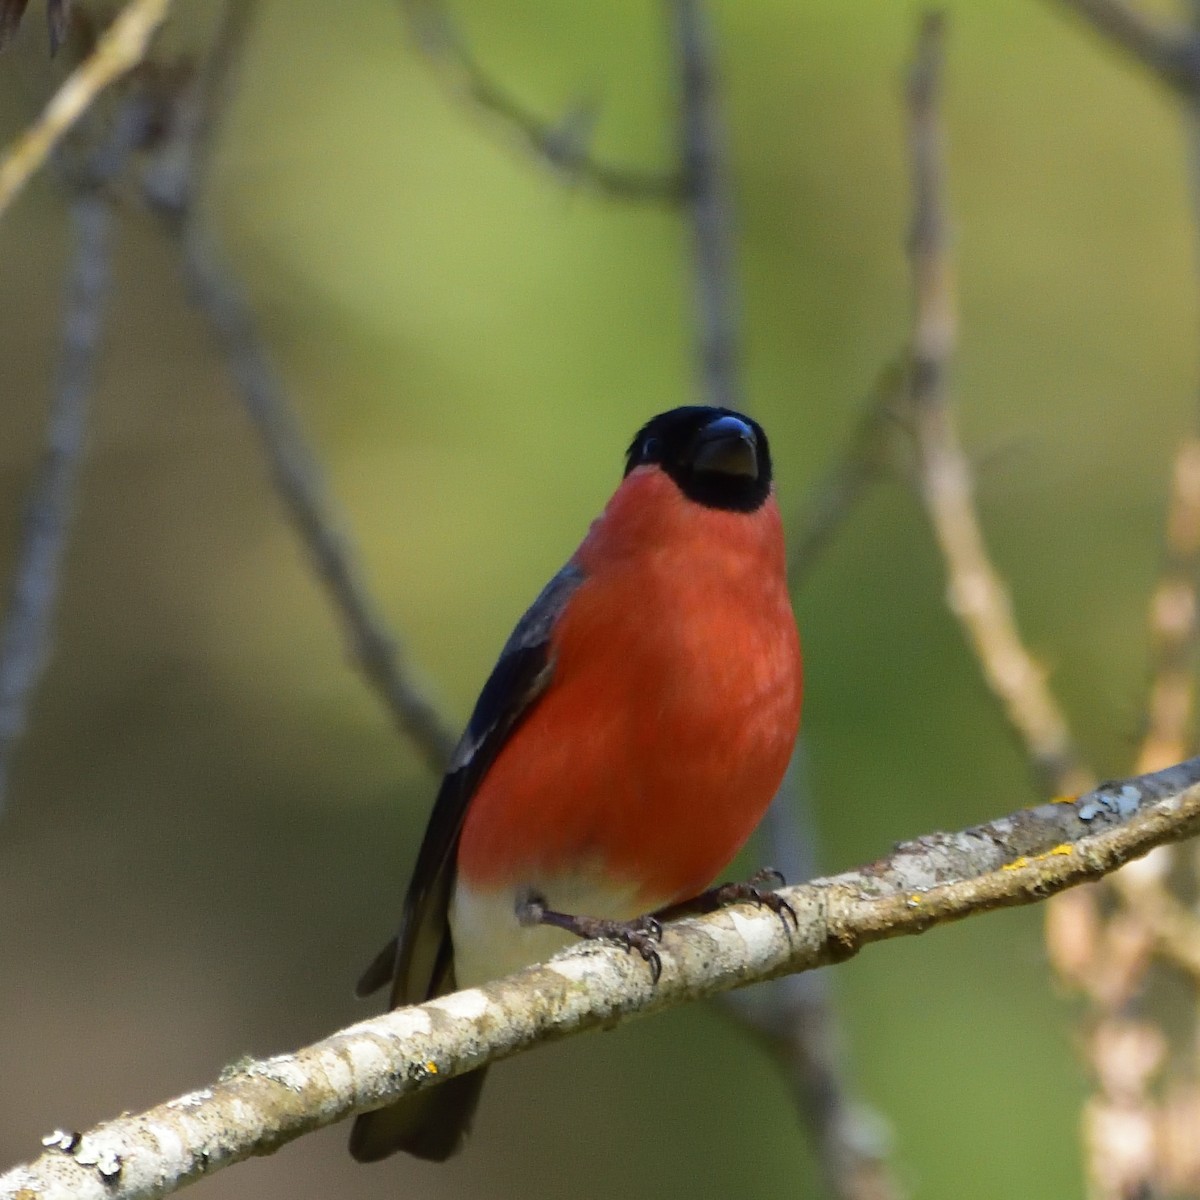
[664,5,896,1191]
[177,226,458,774]
[787,360,907,592]
[0,0,172,220]
[1137,437,1200,775]
[0,101,145,810]
[669,0,741,410]
[1049,0,1200,94]
[398,0,683,203]
[6,756,1200,1200]
[904,12,1092,799]
[140,0,258,216]
[134,4,458,773]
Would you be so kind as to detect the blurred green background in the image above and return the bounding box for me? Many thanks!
[0,1,1195,1197]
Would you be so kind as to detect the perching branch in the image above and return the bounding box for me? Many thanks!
[397,0,683,202]
[0,0,172,219]
[662,3,897,1192]
[6,756,1200,1200]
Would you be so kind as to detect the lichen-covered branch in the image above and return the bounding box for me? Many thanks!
[0,0,172,219]
[5,757,1200,1200]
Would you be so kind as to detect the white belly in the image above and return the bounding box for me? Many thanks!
[450,873,654,988]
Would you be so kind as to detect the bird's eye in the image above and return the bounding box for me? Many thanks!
[641,437,662,461]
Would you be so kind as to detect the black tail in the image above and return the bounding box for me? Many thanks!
[348,1067,488,1162]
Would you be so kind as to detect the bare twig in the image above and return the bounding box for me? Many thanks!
[787,361,907,592]
[1139,436,1200,776]
[6,756,1200,1200]
[0,100,146,810]
[662,4,896,1192]
[398,0,683,202]
[905,12,1092,799]
[0,0,172,219]
[140,0,257,216]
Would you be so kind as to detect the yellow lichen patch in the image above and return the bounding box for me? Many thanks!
[425,1061,438,1075]
[1002,856,1030,871]
[1047,844,1074,857]
[907,895,922,906]
[1052,793,1080,804]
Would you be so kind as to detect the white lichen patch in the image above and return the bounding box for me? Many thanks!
[166,1089,212,1110]
[148,1122,186,1165]
[341,1034,397,1085]
[726,908,778,960]
[371,1007,433,1040]
[246,1056,306,1092]
[428,988,489,1021]
[546,955,601,986]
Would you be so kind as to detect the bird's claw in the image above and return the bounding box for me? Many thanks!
[593,915,663,983]
[524,902,665,982]
[709,870,798,933]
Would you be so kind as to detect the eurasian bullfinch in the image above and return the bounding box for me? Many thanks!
[350,406,802,1162]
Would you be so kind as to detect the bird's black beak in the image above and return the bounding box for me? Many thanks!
[690,415,759,479]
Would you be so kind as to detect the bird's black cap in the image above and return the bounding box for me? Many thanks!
[624,406,772,512]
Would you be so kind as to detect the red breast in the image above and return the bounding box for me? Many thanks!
[456,465,802,907]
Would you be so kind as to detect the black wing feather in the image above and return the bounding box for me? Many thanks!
[357,563,585,1006]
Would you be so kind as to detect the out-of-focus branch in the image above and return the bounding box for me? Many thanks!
[397,0,683,202]
[178,227,457,774]
[0,100,146,811]
[1070,48,1200,1195]
[140,0,257,216]
[7,755,1200,1200]
[669,0,740,410]
[1138,437,1200,775]
[904,12,1093,799]
[0,0,172,219]
[661,3,897,1194]
[787,361,906,592]
[0,0,72,55]
[1050,0,1200,94]
[131,2,459,774]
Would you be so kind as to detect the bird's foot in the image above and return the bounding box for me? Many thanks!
[516,896,664,982]
[687,867,799,932]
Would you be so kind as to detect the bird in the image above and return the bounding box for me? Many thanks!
[349,405,803,1163]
